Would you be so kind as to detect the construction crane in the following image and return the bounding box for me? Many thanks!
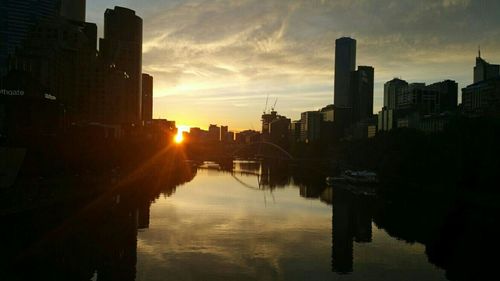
[271,98,278,112]
[263,94,269,114]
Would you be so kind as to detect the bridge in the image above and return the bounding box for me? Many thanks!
[231,141,294,160]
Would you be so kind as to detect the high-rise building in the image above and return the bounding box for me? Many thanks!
[379,78,408,132]
[261,110,278,141]
[290,120,301,142]
[463,54,500,117]
[427,80,458,113]
[0,0,60,75]
[99,7,143,123]
[350,66,374,123]
[334,37,356,107]
[384,78,408,110]
[379,78,457,132]
[142,73,153,121]
[60,0,86,22]
[208,124,221,141]
[462,78,500,117]
[7,16,98,121]
[269,117,291,148]
[300,111,322,143]
[220,125,228,142]
[474,51,500,83]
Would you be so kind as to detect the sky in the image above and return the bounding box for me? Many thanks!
[87,0,500,131]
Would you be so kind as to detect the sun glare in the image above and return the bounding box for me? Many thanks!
[174,126,190,144]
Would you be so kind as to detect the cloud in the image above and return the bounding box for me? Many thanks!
[89,0,500,129]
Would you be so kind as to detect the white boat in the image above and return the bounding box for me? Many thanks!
[199,161,221,170]
[327,170,378,185]
[342,170,379,184]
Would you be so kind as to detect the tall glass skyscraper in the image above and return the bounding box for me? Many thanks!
[334,37,356,107]
[0,0,61,75]
[60,0,86,22]
[100,6,143,123]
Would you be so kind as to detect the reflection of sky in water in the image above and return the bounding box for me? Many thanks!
[137,169,446,281]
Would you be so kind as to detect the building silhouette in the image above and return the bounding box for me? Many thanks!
[384,78,408,110]
[208,124,221,141]
[332,37,375,139]
[463,53,500,117]
[261,110,278,141]
[5,13,98,121]
[378,79,458,132]
[379,78,408,132]
[99,6,143,123]
[474,51,500,83]
[60,0,86,22]
[350,66,374,123]
[300,111,322,143]
[0,0,61,76]
[269,117,291,149]
[334,37,356,107]
[142,73,153,121]
[220,125,228,142]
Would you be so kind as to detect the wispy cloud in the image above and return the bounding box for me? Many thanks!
[88,0,500,129]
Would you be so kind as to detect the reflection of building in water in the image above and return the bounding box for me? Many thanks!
[234,160,261,173]
[138,200,152,230]
[96,200,138,281]
[259,160,291,189]
[332,188,354,274]
[299,184,323,199]
[332,188,374,274]
[353,195,373,243]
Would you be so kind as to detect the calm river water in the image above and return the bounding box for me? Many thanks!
[2,160,461,280]
[134,161,446,281]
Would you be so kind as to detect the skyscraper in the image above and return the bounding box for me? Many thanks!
[463,54,500,117]
[350,66,374,123]
[379,78,407,132]
[220,125,228,142]
[474,51,500,83]
[0,0,60,75]
[60,0,86,22]
[300,111,322,143]
[142,73,153,121]
[334,37,356,107]
[384,78,408,110]
[100,7,143,123]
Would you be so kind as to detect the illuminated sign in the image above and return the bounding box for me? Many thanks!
[0,89,25,96]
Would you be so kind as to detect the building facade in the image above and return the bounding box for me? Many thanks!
[141,73,153,121]
[350,66,374,123]
[474,53,500,84]
[60,0,86,22]
[99,6,143,123]
[462,77,500,117]
[6,16,98,122]
[384,78,408,110]
[300,111,322,143]
[0,0,61,76]
[334,37,356,107]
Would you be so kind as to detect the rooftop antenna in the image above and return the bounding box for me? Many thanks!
[478,45,481,58]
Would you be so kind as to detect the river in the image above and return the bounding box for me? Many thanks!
[3,159,490,280]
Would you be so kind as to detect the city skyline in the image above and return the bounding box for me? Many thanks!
[85,0,500,130]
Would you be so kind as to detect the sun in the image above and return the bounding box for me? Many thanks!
[174,133,183,144]
[174,125,190,144]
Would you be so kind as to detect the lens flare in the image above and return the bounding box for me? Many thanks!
[174,133,183,143]
[174,125,190,144]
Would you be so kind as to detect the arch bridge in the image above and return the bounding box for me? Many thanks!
[231,141,294,160]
